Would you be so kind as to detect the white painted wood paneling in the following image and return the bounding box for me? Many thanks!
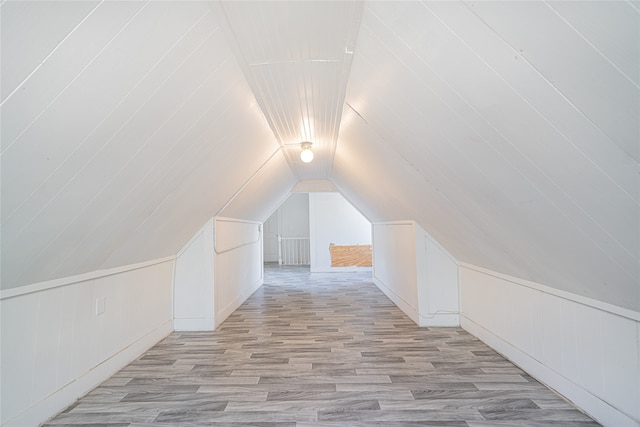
[372,221,459,326]
[174,219,215,331]
[465,1,639,161]
[214,217,263,327]
[423,236,459,326]
[219,150,297,222]
[217,1,363,180]
[373,222,419,322]
[460,264,640,427]
[337,1,639,311]
[1,1,281,290]
[0,259,173,427]
[0,1,100,101]
[546,1,639,87]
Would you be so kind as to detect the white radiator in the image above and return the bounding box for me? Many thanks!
[278,236,310,265]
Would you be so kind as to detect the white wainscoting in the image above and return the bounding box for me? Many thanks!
[174,219,215,331]
[460,264,640,427]
[0,258,175,427]
[214,217,263,327]
[173,217,263,331]
[372,221,459,327]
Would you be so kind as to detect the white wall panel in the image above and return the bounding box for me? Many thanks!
[174,219,214,331]
[423,237,459,326]
[373,222,418,321]
[372,221,459,326]
[460,264,640,427]
[214,218,263,327]
[0,258,173,427]
[541,292,564,373]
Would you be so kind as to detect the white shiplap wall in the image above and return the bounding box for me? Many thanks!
[0,259,174,427]
[460,264,640,427]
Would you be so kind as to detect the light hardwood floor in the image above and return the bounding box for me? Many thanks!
[44,265,599,426]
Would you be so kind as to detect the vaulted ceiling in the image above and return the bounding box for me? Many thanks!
[2,1,638,312]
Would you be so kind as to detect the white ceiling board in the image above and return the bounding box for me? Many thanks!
[2,4,223,267]
[545,1,640,87]
[0,1,281,288]
[368,1,637,275]
[219,150,297,222]
[1,10,224,253]
[427,1,638,203]
[1,1,147,151]
[2,3,205,219]
[49,75,255,277]
[0,0,100,101]
[464,1,639,162]
[418,2,639,272]
[333,108,537,281]
[217,0,362,180]
[100,111,279,270]
[336,2,638,310]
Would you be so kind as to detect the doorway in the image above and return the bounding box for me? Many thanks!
[263,192,372,272]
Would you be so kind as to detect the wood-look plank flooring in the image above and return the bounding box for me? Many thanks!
[44,265,599,426]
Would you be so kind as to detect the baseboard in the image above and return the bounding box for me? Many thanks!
[4,320,173,427]
[372,276,419,325]
[461,315,638,427]
[174,318,215,331]
[418,312,459,327]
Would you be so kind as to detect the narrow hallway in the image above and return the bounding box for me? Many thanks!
[45,266,598,426]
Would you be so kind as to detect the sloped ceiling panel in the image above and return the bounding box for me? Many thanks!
[219,150,297,222]
[217,1,362,181]
[1,1,280,288]
[334,1,639,311]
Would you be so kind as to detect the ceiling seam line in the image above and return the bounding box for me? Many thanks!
[2,8,215,224]
[49,64,237,277]
[2,0,149,155]
[456,1,639,178]
[0,0,105,109]
[543,0,639,90]
[8,24,223,281]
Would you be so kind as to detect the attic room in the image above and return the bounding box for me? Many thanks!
[1,1,638,426]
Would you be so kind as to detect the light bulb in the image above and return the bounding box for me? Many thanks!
[300,142,314,163]
[300,148,314,163]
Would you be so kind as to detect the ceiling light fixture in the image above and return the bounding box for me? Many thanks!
[300,141,314,163]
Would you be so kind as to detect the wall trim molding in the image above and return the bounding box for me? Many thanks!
[461,315,638,427]
[418,312,459,327]
[174,318,215,331]
[3,320,173,427]
[458,263,639,321]
[0,256,176,301]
